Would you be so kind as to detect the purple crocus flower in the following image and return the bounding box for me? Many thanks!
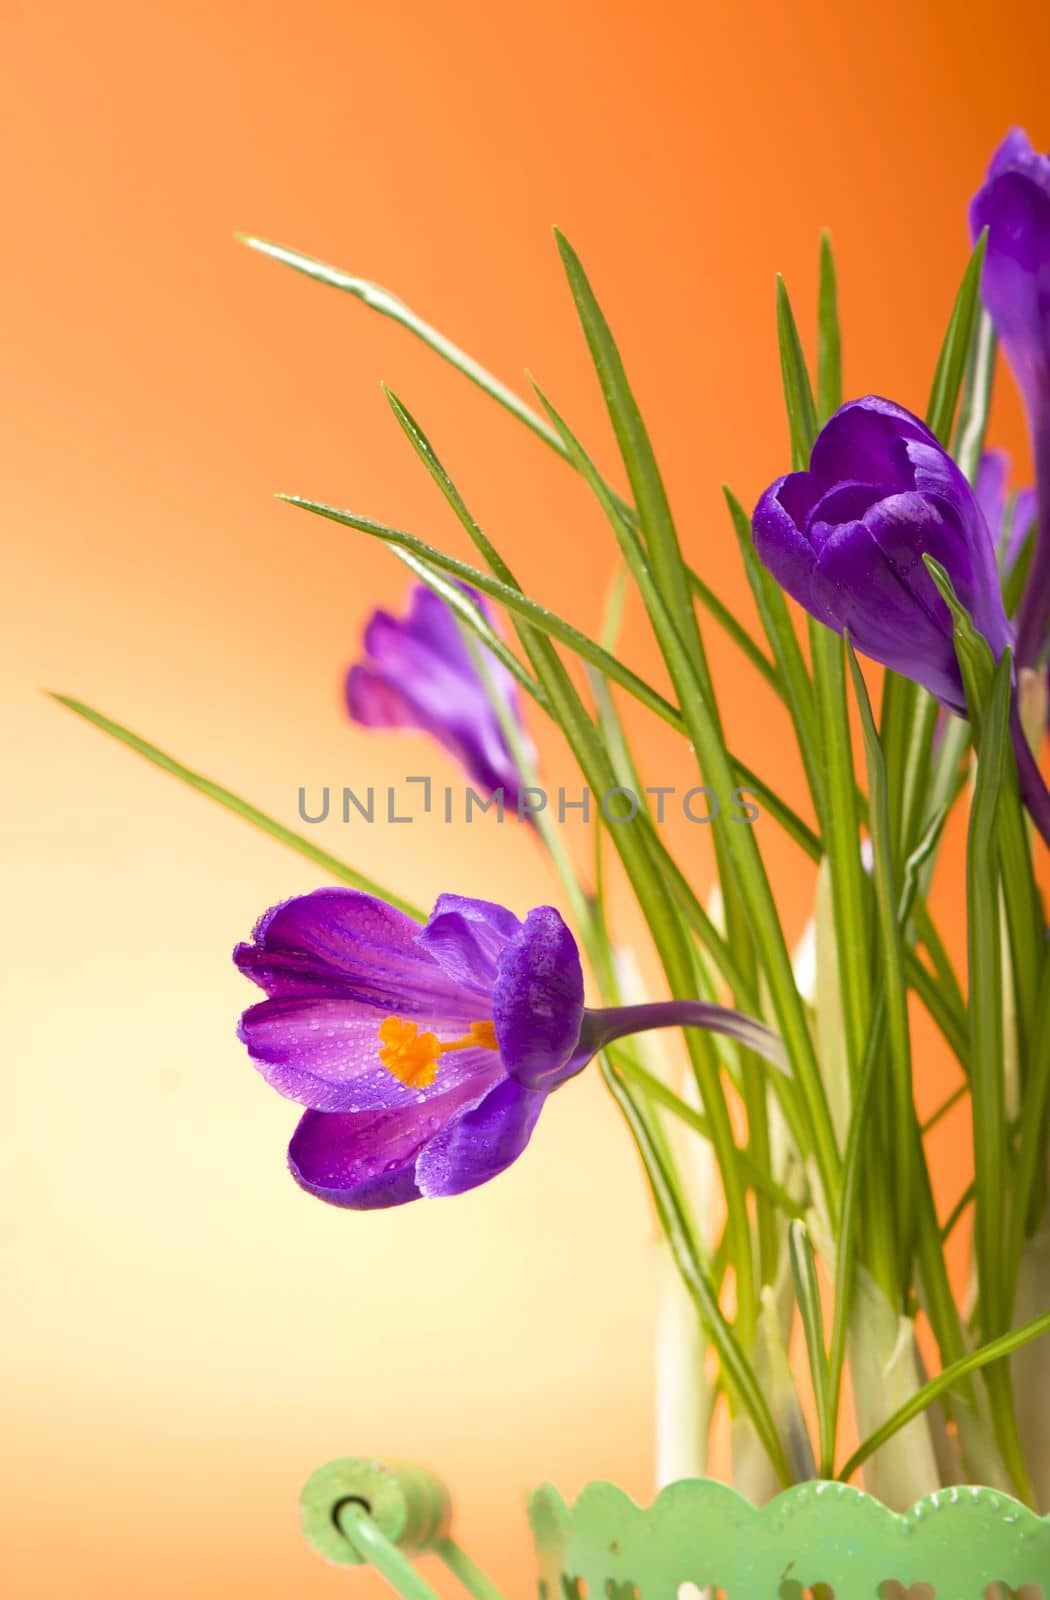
[234,887,786,1209]
[975,449,1036,573]
[971,129,1050,667]
[751,395,1012,716]
[346,583,529,808]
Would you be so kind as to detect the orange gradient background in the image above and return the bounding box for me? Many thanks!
[4,2,1049,1595]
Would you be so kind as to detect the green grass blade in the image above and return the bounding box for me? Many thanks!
[610,1052,805,1219]
[1006,974,1050,1296]
[925,232,988,446]
[967,651,1011,1342]
[776,276,819,469]
[48,695,426,920]
[963,651,1032,1498]
[788,1221,833,1474]
[941,1180,977,1244]
[282,494,686,730]
[816,232,842,423]
[847,641,918,1266]
[926,557,1043,1059]
[953,307,997,484]
[825,992,886,1473]
[553,230,709,685]
[811,625,873,1089]
[238,234,564,455]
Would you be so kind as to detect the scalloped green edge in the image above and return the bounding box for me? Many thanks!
[528,1478,1050,1595]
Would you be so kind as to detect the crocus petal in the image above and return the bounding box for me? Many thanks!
[399,583,481,672]
[415,894,523,994]
[288,1108,423,1208]
[346,583,528,804]
[415,1075,548,1198]
[288,1059,502,1209]
[972,130,1050,410]
[752,476,838,630]
[234,889,494,1111]
[811,515,965,712]
[238,996,494,1112]
[493,906,585,1090]
[346,663,430,732]
[807,397,932,492]
[234,889,480,1016]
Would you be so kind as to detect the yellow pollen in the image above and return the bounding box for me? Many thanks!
[376,1015,498,1087]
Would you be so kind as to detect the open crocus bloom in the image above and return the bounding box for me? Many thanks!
[752,396,1012,715]
[346,583,529,808]
[234,888,786,1208]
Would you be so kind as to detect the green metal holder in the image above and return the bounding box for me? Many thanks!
[303,1460,1050,1598]
[300,1457,506,1600]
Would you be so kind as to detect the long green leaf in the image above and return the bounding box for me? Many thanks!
[847,641,917,1268]
[47,695,426,920]
[964,651,1033,1500]
[788,1221,833,1473]
[1006,972,1050,1298]
[927,557,1042,1060]
[816,232,842,423]
[925,232,988,446]
[953,307,997,484]
[610,1051,805,1219]
[553,230,708,683]
[775,276,818,470]
[238,234,565,455]
[825,992,886,1474]
[967,651,1011,1342]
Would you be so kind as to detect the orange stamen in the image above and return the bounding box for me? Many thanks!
[376,1015,499,1088]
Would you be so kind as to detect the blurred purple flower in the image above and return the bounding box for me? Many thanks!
[347,583,530,808]
[975,449,1036,573]
[751,396,1012,715]
[234,888,785,1209]
[971,129,1050,666]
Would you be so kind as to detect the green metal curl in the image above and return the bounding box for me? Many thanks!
[300,1458,451,1565]
[300,1457,507,1600]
